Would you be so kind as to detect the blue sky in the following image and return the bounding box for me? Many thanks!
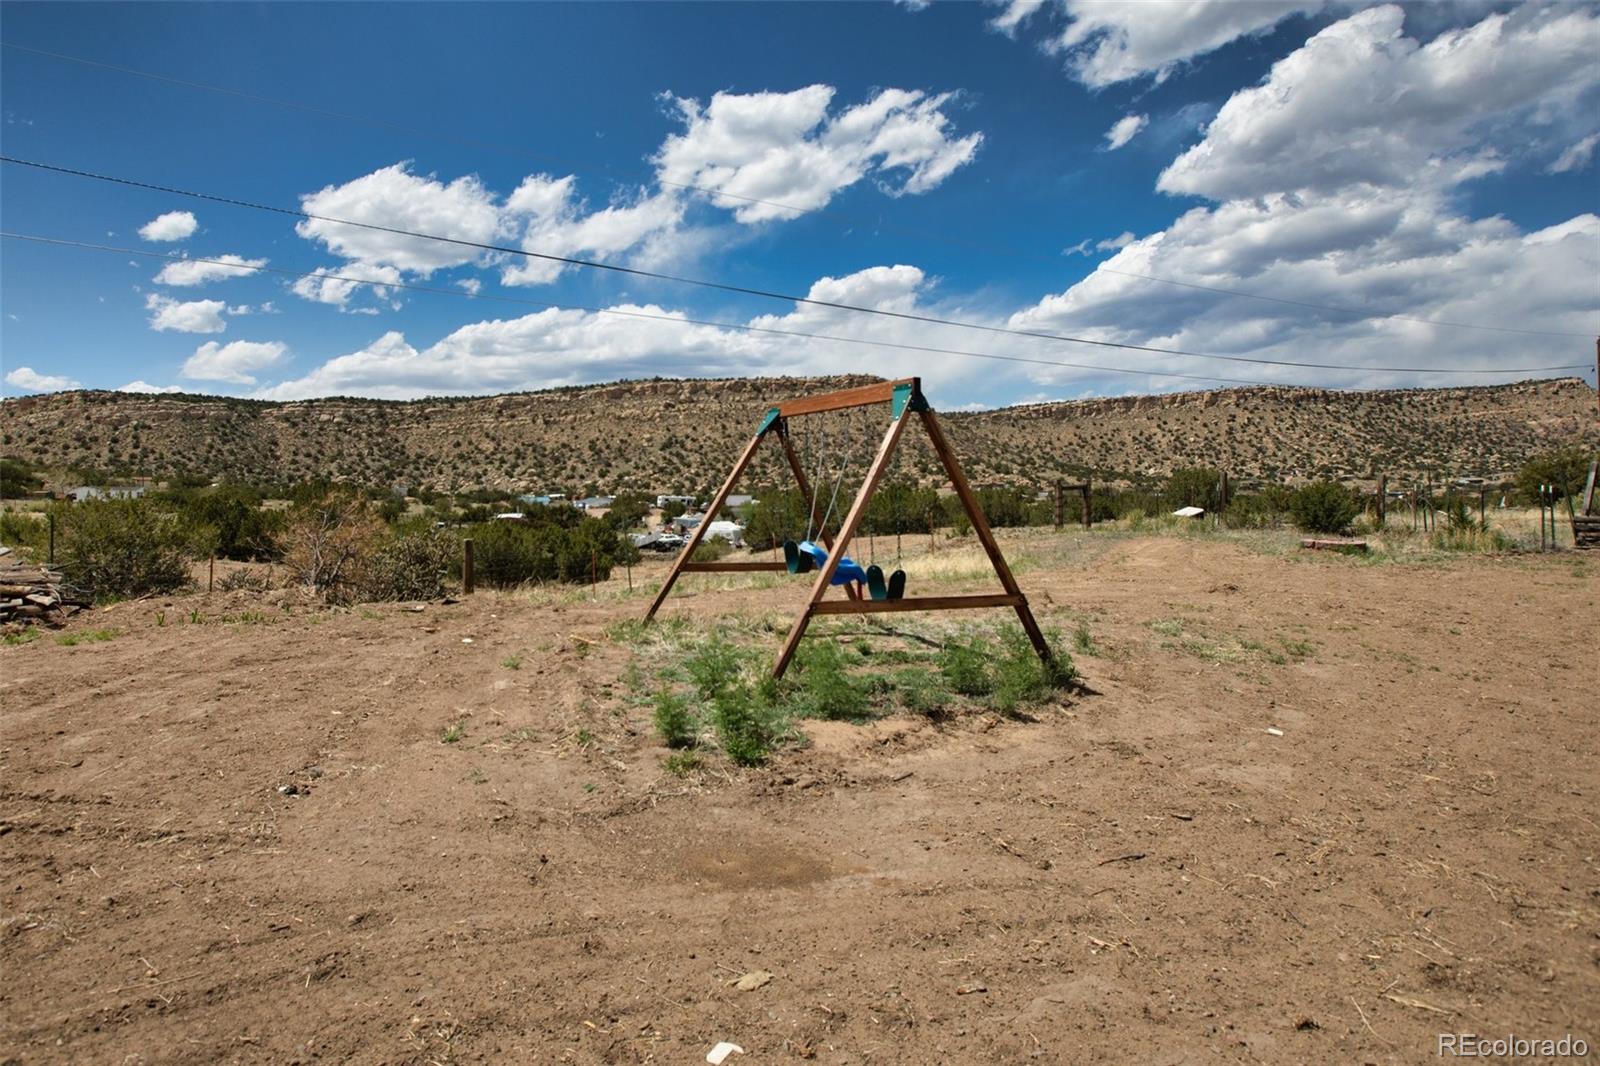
[1,0,1596,410]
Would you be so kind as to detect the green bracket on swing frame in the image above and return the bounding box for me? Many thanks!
[757,406,782,434]
[891,381,927,421]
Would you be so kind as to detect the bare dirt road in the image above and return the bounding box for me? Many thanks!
[3,533,1597,1064]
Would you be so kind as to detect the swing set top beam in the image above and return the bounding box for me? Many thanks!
[772,377,919,419]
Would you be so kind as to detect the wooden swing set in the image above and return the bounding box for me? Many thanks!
[644,377,1052,678]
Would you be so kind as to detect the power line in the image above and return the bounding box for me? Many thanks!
[0,231,1316,390]
[7,232,1590,396]
[5,40,1593,342]
[3,155,1591,379]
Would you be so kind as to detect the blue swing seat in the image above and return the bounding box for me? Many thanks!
[796,540,868,587]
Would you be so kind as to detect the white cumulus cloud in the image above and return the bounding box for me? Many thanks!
[995,0,1326,87]
[1158,5,1600,201]
[654,85,982,223]
[117,381,184,394]
[138,211,199,242]
[295,164,505,276]
[1103,114,1147,151]
[145,294,228,333]
[181,340,288,385]
[290,263,404,309]
[4,366,80,392]
[153,254,267,286]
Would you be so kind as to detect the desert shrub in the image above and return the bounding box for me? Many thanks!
[711,681,785,766]
[1165,467,1223,512]
[792,640,869,721]
[894,669,950,717]
[939,633,995,696]
[991,626,1076,715]
[1515,447,1594,505]
[365,529,457,600]
[169,484,283,560]
[467,516,630,587]
[690,537,731,563]
[0,509,49,552]
[863,482,944,536]
[54,498,192,600]
[1290,481,1360,534]
[218,566,279,593]
[653,689,697,748]
[282,492,386,604]
[0,458,44,498]
[684,634,747,699]
[1224,486,1292,529]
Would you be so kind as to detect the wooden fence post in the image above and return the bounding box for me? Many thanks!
[463,538,475,594]
[48,511,55,564]
[1376,474,1386,527]
[1082,479,1091,530]
[1054,480,1063,529]
[208,555,215,593]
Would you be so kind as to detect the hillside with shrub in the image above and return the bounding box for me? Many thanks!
[3,376,1596,496]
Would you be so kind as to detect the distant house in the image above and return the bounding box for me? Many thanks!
[70,485,145,502]
[656,494,697,509]
[574,496,614,511]
[493,512,527,522]
[671,512,704,533]
[724,494,755,509]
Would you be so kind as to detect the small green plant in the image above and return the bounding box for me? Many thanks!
[711,682,783,766]
[1073,622,1096,655]
[1151,618,1184,637]
[793,641,870,721]
[56,628,117,647]
[467,768,487,785]
[938,634,994,697]
[684,634,747,699]
[653,688,698,748]
[575,728,595,747]
[583,782,597,793]
[3,626,41,646]
[441,721,465,744]
[501,655,522,670]
[155,611,166,628]
[990,627,1076,714]
[894,668,950,717]
[663,750,703,776]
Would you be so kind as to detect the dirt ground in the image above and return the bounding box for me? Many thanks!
[3,531,1597,1064]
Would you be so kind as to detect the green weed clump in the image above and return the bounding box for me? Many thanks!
[792,641,870,721]
[991,626,1077,715]
[711,681,786,766]
[653,688,698,748]
[55,628,117,647]
[684,634,748,699]
[938,634,995,696]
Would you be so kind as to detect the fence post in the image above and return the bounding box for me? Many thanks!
[48,511,55,564]
[1376,474,1386,527]
[463,537,475,594]
[1054,480,1063,529]
[1082,480,1092,530]
[208,555,215,593]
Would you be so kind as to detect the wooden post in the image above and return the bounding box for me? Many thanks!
[591,550,598,597]
[647,422,770,620]
[1478,487,1486,528]
[1054,480,1063,529]
[1375,475,1386,527]
[463,537,475,594]
[1082,479,1091,531]
[919,408,1052,666]
[208,555,215,593]
[47,511,55,564]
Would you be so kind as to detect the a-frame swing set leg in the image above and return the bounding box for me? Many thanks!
[643,377,1052,680]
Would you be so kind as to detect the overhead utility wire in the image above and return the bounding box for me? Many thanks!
[9,232,1586,392]
[4,40,1592,342]
[2,156,1589,378]
[0,232,1316,390]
